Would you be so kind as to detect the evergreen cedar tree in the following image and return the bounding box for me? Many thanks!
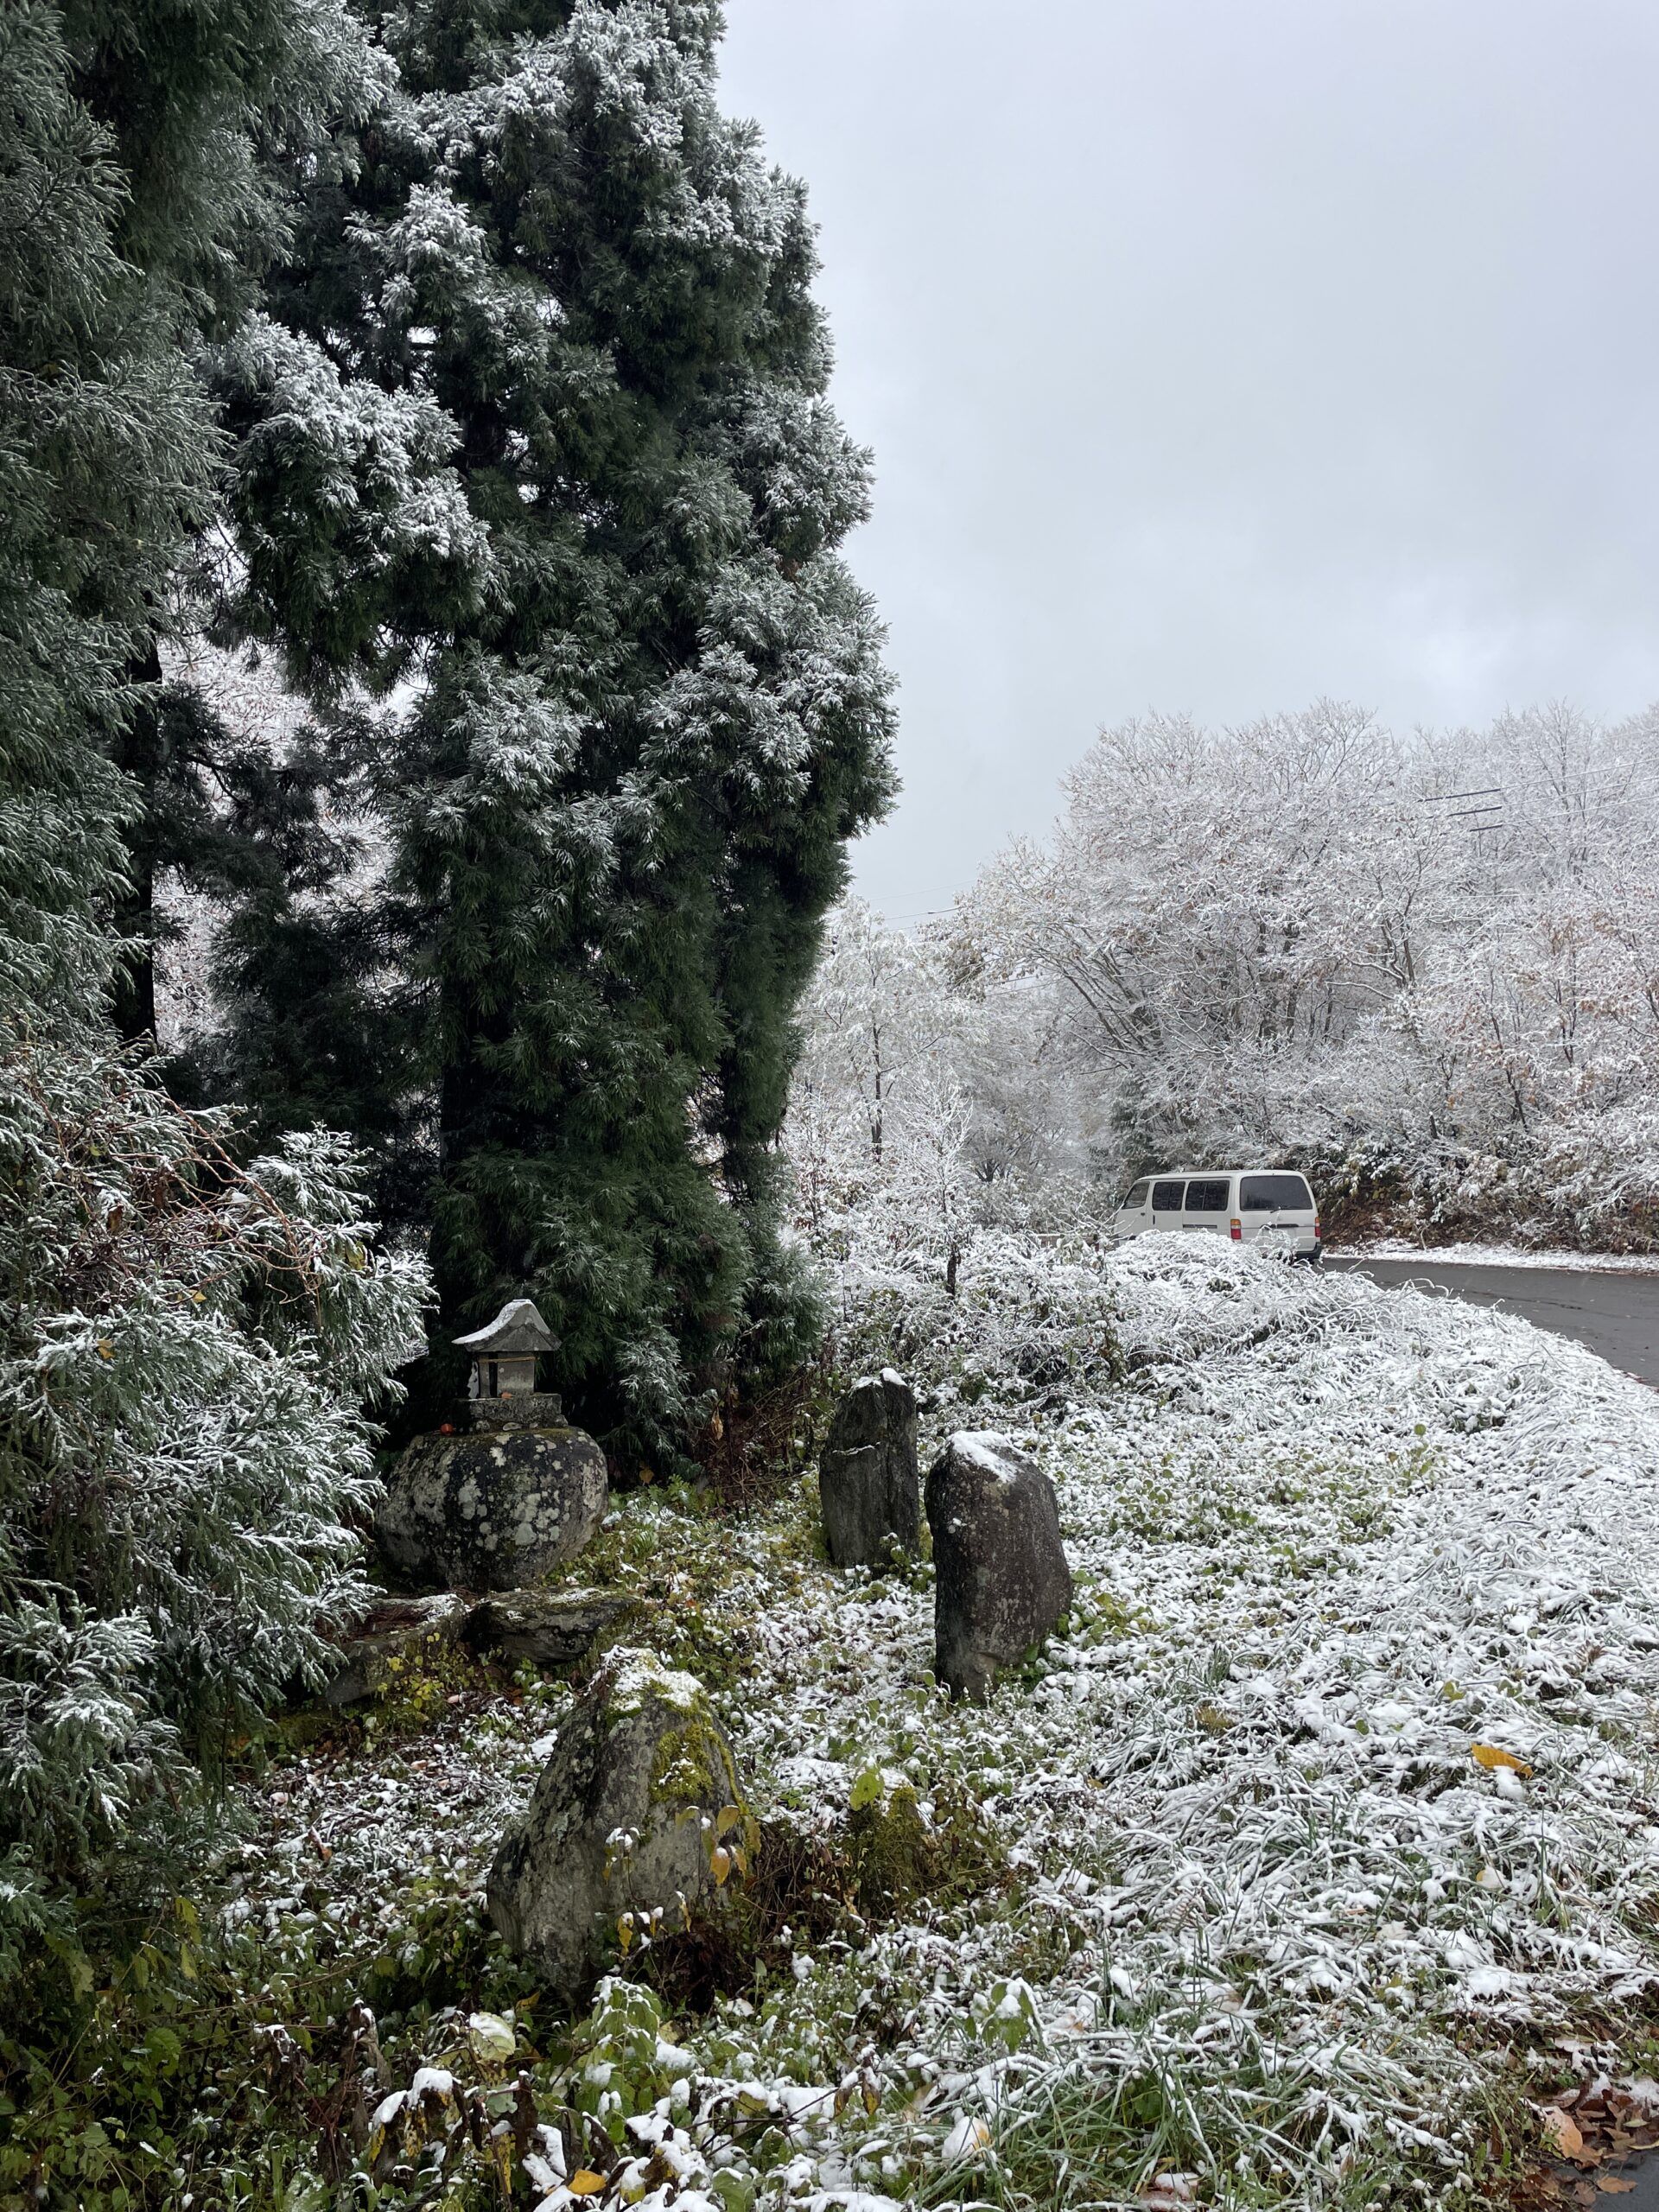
[0,2,425,1952]
[0,0,887,1948]
[238,0,897,1456]
[48,0,410,1049]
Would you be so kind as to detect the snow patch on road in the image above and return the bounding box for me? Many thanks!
[1352,1240,1659,1274]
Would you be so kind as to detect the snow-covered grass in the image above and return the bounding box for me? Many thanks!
[244,1236,1659,2210]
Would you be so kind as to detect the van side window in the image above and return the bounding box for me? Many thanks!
[1150,1179,1185,1211]
[1239,1174,1313,1211]
[1183,1179,1230,1213]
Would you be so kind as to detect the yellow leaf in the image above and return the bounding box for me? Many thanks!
[569,2171,608,2197]
[715,1803,745,1839]
[710,1846,732,1885]
[1471,1742,1533,1777]
[97,1341,113,1361]
[617,1914,633,1954]
[638,1465,655,1485]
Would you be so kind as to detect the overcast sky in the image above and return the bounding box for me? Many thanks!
[717,0,1659,918]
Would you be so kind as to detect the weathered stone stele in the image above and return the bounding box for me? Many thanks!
[376,1399,607,1591]
[486,1650,747,2005]
[818,1368,920,1567]
[925,1429,1073,1701]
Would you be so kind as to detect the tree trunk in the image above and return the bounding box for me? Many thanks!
[110,645,164,1043]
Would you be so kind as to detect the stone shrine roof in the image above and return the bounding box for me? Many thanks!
[453,1296,557,1357]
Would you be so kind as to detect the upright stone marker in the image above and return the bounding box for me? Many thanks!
[486,1650,747,2005]
[925,1430,1072,1700]
[818,1369,920,1567]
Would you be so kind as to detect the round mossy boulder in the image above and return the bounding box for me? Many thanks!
[377,1420,607,1590]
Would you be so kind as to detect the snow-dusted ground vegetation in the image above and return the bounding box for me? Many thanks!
[809,701,1659,1251]
[240,1235,1659,2209]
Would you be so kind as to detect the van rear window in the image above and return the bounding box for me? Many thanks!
[1183,1179,1230,1213]
[1240,1173,1313,1212]
[1150,1180,1185,1211]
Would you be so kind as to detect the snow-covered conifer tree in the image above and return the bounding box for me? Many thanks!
[258,0,895,1453]
[0,0,429,1966]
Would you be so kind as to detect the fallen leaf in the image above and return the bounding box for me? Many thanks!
[1472,1741,1534,1777]
[1599,2180,1637,2196]
[1544,2107,1585,2158]
[941,2114,991,2163]
[569,2173,607,2197]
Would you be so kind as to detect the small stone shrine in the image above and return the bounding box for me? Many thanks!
[457,1296,552,1407]
[377,1298,608,1590]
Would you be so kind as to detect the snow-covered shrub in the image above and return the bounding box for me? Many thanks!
[0,1035,428,1967]
[827,1228,1122,1415]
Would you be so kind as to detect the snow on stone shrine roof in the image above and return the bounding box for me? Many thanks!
[452,1297,557,1357]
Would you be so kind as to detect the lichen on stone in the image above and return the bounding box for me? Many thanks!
[607,1649,707,1722]
[649,1712,740,1813]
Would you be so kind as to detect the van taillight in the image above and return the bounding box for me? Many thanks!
[1229,1218,1242,1242]
[1315,1216,1322,1241]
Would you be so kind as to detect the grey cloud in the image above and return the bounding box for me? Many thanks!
[719,0,1659,915]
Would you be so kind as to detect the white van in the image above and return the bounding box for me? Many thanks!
[1112,1168,1322,1260]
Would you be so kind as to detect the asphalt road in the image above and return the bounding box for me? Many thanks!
[1326,1255,1659,1389]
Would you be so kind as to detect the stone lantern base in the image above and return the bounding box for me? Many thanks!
[377,1403,607,1592]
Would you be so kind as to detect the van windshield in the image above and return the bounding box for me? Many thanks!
[1120,1179,1151,1209]
[1240,1173,1313,1212]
